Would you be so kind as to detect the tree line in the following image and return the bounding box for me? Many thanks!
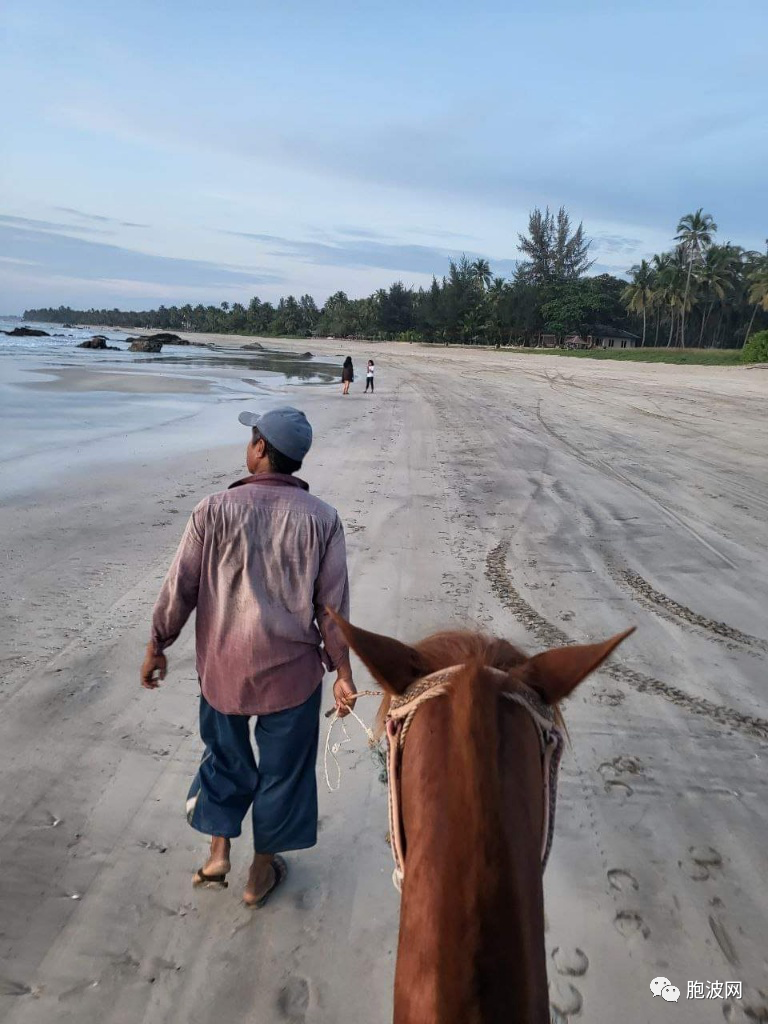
[26,208,768,348]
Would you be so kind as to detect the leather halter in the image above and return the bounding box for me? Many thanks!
[385,664,564,892]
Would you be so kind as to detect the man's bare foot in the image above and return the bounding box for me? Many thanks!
[192,836,231,887]
[243,853,278,906]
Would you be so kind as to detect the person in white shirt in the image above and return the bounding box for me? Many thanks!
[364,359,375,393]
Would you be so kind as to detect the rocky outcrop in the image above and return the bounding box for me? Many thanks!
[242,342,265,351]
[144,332,186,345]
[128,336,164,353]
[78,336,118,350]
[299,351,313,359]
[2,327,50,337]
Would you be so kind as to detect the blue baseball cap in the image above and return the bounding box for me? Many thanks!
[238,406,313,462]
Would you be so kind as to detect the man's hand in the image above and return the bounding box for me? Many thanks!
[141,643,167,690]
[333,670,356,718]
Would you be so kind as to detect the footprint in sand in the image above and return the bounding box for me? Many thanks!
[549,978,583,1016]
[603,779,633,797]
[277,975,310,1022]
[687,845,724,881]
[613,910,650,939]
[293,889,323,912]
[607,868,639,893]
[551,947,589,977]
[598,755,646,778]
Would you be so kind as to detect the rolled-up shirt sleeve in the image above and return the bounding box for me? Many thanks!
[314,515,350,671]
[150,502,206,654]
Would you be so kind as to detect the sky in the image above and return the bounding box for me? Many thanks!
[1,0,766,313]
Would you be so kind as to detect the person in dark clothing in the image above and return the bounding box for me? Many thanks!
[341,356,353,395]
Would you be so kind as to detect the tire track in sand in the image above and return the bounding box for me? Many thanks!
[605,561,768,654]
[535,402,739,571]
[485,541,768,742]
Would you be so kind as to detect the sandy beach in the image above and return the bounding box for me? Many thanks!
[1,337,767,1023]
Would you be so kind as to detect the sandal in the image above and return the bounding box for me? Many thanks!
[244,854,287,908]
[192,867,229,890]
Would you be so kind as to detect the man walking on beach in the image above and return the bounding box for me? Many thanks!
[140,406,355,906]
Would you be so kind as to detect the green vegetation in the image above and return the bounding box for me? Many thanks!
[624,209,768,351]
[509,347,744,365]
[25,207,768,350]
[740,330,768,364]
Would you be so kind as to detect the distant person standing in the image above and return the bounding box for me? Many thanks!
[341,356,354,395]
[364,359,375,393]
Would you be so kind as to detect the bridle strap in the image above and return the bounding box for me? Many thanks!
[385,663,564,892]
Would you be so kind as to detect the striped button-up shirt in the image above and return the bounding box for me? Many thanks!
[150,473,350,715]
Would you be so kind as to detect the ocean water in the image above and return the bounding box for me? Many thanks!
[0,319,340,498]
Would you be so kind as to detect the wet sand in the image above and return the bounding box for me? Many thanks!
[1,344,767,1023]
[21,367,215,394]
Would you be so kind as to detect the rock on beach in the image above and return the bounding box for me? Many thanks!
[2,327,50,337]
[78,336,119,350]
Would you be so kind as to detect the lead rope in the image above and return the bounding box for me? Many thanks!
[323,690,381,792]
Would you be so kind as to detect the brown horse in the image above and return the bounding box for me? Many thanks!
[331,614,633,1024]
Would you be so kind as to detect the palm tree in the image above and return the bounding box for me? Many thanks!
[695,245,743,346]
[621,259,654,346]
[488,276,508,344]
[651,253,672,345]
[471,258,492,291]
[654,251,687,346]
[745,255,768,344]
[675,209,717,347]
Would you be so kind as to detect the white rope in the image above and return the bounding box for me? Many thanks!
[323,705,376,792]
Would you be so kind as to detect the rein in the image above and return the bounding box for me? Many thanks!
[325,664,565,894]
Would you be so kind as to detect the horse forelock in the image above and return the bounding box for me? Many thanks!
[372,631,527,739]
[416,630,527,675]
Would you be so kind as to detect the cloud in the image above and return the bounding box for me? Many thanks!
[0,214,112,236]
[0,223,285,295]
[54,206,150,229]
[334,226,388,240]
[54,206,112,223]
[0,256,40,267]
[592,233,644,255]
[220,230,518,279]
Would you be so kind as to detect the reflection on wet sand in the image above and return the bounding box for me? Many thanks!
[17,347,341,394]
[142,348,341,382]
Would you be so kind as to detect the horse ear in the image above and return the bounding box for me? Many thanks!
[524,628,635,704]
[326,609,426,695]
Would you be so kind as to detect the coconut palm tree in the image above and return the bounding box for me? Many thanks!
[745,255,768,344]
[695,245,743,346]
[650,253,672,345]
[654,250,688,346]
[675,209,717,347]
[487,276,508,344]
[621,259,654,346]
[471,258,493,291]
